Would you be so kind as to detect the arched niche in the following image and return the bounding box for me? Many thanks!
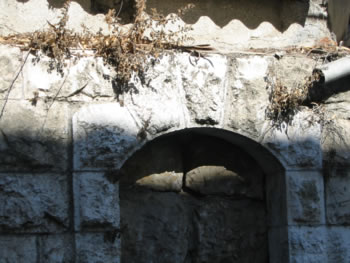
[119,128,286,263]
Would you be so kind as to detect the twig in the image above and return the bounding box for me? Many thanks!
[0,49,31,120]
[40,62,71,133]
[116,0,123,18]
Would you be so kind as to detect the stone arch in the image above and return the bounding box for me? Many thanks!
[118,127,286,263]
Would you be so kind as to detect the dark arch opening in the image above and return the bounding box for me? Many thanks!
[119,128,285,263]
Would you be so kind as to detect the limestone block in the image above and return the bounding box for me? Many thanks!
[123,54,189,135]
[286,171,325,225]
[73,103,140,170]
[76,232,121,263]
[262,110,322,169]
[74,172,119,230]
[0,173,69,233]
[0,100,69,171]
[225,56,271,139]
[324,90,350,121]
[23,54,115,102]
[120,136,184,191]
[39,234,74,263]
[120,190,191,263]
[0,235,37,263]
[272,56,315,90]
[193,198,268,263]
[288,226,327,263]
[327,227,350,263]
[326,169,350,225]
[0,45,24,99]
[177,53,228,126]
[322,119,350,167]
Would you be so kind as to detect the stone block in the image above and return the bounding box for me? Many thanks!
[225,56,271,139]
[23,54,115,102]
[0,235,37,263]
[192,198,268,263]
[0,45,24,99]
[288,226,327,263]
[75,232,121,263]
[326,227,350,263]
[73,103,140,171]
[0,100,69,172]
[262,110,322,169]
[39,234,74,263]
[120,190,190,263]
[0,173,69,233]
[322,119,350,167]
[286,171,325,225]
[178,53,227,126]
[123,53,190,134]
[326,168,350,225]
[74,172,120,230]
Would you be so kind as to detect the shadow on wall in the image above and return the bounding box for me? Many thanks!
[16,0,310,31]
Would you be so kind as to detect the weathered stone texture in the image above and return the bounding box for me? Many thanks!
[322,118,350,167]
[39,234,74,263]
[327,227,350,263]
[121,189,268,263]
[286,171,325,225]
[0,235,37,263]
[120,190,191,263]
[0,100,69,171]
[325,169,350,225]
[73,103,140,170]
[74,172,120,230]
[23,54,116,102]
[288,226,327,263]
[0,173,69,233]
[123,54,189,135]
[262,110,322,169]
[75,232,121,263]
[179,54,227,126]
[0,46,23,100]
[225,56,270,139]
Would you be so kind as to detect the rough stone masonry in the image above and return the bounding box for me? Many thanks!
[0,0,350,262]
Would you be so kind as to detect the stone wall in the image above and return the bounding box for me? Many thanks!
[1,43,350,262]
[1,0,350,262]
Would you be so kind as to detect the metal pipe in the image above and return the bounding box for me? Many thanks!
[313,56,350,84]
